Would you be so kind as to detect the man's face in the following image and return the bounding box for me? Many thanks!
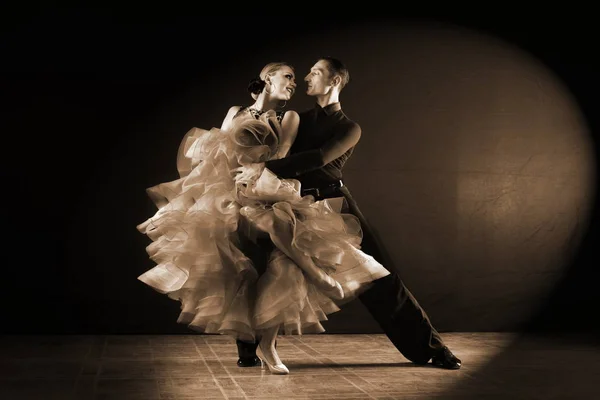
[304,60,334,97]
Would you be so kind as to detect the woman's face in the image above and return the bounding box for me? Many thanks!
[266,66,296,101]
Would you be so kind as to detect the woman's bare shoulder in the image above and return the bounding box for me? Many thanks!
[281,109,299,123]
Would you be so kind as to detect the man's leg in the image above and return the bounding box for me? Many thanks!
[340,187,460,368]
[358,272,443,363]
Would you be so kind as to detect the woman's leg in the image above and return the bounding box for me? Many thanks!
[258,324,289,374]
[256,204,344,299]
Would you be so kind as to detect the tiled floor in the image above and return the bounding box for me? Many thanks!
[0,332,597,399]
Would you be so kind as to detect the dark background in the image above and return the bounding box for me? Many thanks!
[1,11,597,335]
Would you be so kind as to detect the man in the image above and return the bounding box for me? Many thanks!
[237,57,461,369]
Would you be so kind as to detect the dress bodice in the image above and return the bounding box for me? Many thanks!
[234,106,286,124]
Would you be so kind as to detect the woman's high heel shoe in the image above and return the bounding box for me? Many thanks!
[258,342,289,375]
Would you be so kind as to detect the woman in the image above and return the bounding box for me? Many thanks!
[137,62,390,374]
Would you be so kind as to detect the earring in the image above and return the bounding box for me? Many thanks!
[278,101,287,109]
[265,83,274,94]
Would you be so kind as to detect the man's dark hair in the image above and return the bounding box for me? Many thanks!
[318,56,350,90]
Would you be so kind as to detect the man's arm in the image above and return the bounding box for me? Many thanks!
[265,122,361,178]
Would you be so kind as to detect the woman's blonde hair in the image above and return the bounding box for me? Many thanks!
[248,62,294,100]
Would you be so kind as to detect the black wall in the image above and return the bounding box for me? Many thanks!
[1,12,597,334]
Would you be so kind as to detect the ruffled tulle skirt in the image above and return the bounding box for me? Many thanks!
[137,112,390,340]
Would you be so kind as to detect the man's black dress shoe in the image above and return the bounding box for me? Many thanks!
[237,356,262,367]
[431,346,462,369]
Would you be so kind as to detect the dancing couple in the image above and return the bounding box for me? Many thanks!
[137,57,461,375]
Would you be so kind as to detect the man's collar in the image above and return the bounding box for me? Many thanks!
[316,102,342,115]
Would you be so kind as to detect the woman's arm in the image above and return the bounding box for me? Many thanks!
[220,105,241,131]
[272,110,299,159]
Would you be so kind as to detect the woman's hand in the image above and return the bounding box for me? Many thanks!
[233,162,266,183]
[272,145,291,160]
